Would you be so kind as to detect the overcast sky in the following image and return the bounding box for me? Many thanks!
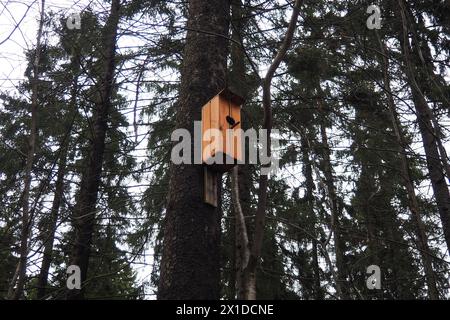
[1,0,449,298]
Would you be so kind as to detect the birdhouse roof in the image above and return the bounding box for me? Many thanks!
[217,88,245,106]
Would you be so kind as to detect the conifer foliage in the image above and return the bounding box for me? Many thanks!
[0,0,449,300]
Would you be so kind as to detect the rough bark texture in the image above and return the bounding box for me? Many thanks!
[67,0,120,300]
[157,0,230,300]
[398,0,450,253]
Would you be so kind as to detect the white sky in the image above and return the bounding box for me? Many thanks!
[1,0,449,298]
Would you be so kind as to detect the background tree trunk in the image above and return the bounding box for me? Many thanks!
[229,0,254,299]
[398,0,450,253]
[67,0,120,299]
[300,133,323,299]
[37,58,79,299]
[376,33,439,299]
[316,86,348,299]
[241,0,301,299]
[7,0,45,300]
[36,143,67,299]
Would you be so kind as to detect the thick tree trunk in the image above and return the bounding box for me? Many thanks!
[8,0,45,300]
[67,0,120,300]
[398,0,450,253]
[157,0,230,300]
[376,33,439,299]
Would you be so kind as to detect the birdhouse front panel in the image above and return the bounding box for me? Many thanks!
[224,95,242,162]
[202,89,243,172]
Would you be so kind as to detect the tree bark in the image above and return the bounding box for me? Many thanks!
[157,0,230,300]
[398,0,450,254]
[67,0,120,300]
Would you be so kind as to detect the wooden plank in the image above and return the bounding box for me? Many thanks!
[231,103,242,162]
[219,96,228,163]
[210,96,220,158]
[204,167,218,207]
[202,101,211,163]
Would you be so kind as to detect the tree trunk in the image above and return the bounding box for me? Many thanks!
[67,0,120,299]
[36,143,67,299]
[37,56,79,299]
[431,115,450,184]
[300,133,323,299]
[401,3,450,184]
[8,0,45,300]
[319,123,348,299]
[231,166,251,299]
[234,163,253,299]
[157,0,230,300]
[241,0,301,299]
[316,90,349,299]
[398,0,450,254]
[376,32,439,299]
[229,0,254,299]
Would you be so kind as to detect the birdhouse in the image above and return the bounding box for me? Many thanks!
[201,88,245,173]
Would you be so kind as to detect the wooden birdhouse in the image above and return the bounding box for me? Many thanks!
[202,88,245,207]
[201,88,245,173]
